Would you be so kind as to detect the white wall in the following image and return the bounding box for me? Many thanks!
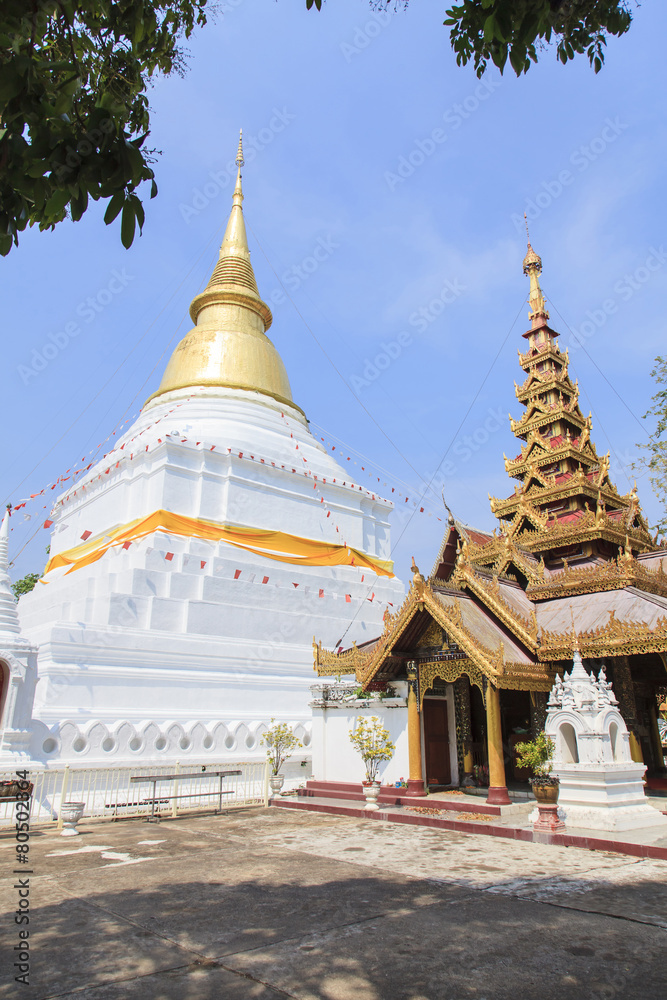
[311,684,410,786]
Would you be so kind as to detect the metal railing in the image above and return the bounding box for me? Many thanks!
[0,761,270,830]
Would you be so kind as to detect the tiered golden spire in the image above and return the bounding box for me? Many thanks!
[147,131,296,409]
[522,215,549,323]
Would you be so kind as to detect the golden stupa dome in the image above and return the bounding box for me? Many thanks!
[147,133,295,410]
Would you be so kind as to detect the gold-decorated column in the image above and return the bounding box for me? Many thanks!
[648,699,666,773]
[404,660,425,797]
[485,682,511,806]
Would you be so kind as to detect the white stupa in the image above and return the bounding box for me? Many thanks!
[18,136,405,765]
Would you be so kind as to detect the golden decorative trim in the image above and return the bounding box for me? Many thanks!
[419,659,486,708]
[515,367,572,402]
[491,482,625,519]
[518,343,564,369]
[313,638,375,676]
[538,612,667,661]
[528,551,667,601]
[505,438,598,478]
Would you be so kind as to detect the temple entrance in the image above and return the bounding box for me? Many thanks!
[423,698,451,786]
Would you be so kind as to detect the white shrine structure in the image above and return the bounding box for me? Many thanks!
[546,650,667,832]
[10,138,405,766]
[0,512,38,760]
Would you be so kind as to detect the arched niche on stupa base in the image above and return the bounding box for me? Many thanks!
[114,721,139,755]
[210,721,232,753]
[187,721,213,754]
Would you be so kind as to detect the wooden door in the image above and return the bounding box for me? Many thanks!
[424,699,451,786]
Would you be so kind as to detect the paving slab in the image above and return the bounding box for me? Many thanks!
[1,807,665,1000]
[255,811,667,926]
[229,890,665,1000]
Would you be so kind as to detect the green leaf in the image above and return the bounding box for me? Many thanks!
[129,193,145,231]
[121,199,136,249]
[44,188,70,217]
[104,191,125,225]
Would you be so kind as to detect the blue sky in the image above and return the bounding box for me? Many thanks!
[4,0,667,582]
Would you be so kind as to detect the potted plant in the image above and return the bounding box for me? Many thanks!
[260,721,302,796]
[514,731,564,832]
[349,715,395,811]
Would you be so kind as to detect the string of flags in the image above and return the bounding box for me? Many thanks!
[8,394,442,535]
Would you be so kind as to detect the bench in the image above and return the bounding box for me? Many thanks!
[0,780,34,804]
[129,770,242,822]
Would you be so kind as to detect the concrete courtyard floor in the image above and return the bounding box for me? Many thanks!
[1,806,666,1000]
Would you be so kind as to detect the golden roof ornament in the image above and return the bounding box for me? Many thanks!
[411,556,425,585]
[146,130,297,410]
[522,215,549,323]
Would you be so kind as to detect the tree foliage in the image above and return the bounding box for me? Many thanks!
[442,0,634,77]
[0,1,208,255]
[636,356,667,535]
[11,571,40,600]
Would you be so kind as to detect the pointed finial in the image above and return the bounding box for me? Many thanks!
[522,214,542,275]
[232,129,244,208]
[521,219,548,323]
[0,507,23,636]
[569,607,579,652]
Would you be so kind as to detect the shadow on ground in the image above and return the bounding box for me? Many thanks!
[2,862,666,1000]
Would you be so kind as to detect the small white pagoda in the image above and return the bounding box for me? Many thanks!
[0,511,38,761]
[17,136,405,765]
[546,650,667,832]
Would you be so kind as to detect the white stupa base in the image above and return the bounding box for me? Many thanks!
[554,763,667,832]
[30,715,313,768]
[26,624,326,765]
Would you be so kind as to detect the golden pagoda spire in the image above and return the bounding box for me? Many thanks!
[522,215,549,324]
[146,131,297,411]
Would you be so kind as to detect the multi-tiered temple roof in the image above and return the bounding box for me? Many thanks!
[315,239,667,729]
